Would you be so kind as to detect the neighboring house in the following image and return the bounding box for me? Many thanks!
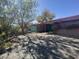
[35,15,79,32]
[54,15,79,29]
[35,15,79,38]
[54,15,79,38]
[30,15,79,38]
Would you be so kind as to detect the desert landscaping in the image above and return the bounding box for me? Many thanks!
[0,33,79,59]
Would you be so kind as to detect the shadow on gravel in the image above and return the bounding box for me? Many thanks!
[47,32,79,39]
[0,35,78,59]
[0,47,12,55]
[25,36,60,59]
[21,36,75,59]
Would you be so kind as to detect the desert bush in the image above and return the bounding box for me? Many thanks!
[0,18,12,48]
[10,25,21,36]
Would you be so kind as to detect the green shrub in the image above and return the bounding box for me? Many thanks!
[0,19,12,48]
[10,25,21,36]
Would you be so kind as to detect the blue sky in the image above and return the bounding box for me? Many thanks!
[38,0,79,19]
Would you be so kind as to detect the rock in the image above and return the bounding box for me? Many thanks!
[17,35,26,39]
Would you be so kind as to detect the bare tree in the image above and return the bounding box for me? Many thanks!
[14,0,37,34]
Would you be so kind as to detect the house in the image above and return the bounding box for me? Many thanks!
[54,15,79,38]
[54,15,79,29]
[36,15,79,38]
[36,15,79,32]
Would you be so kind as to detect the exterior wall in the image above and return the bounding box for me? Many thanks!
[37,24,46,32]
[54,19,79,38]
[58,20,79,29]
[37,23,53,32]
[57,29,79,38]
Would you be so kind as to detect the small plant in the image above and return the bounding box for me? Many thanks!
[0,18,12,48]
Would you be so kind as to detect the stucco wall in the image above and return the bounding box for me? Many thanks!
[57,29,79,38]
[57,20,79,29]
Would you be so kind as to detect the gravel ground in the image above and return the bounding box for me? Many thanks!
[0,33,79,59]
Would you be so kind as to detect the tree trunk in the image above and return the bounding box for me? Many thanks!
[21,19,25,35]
